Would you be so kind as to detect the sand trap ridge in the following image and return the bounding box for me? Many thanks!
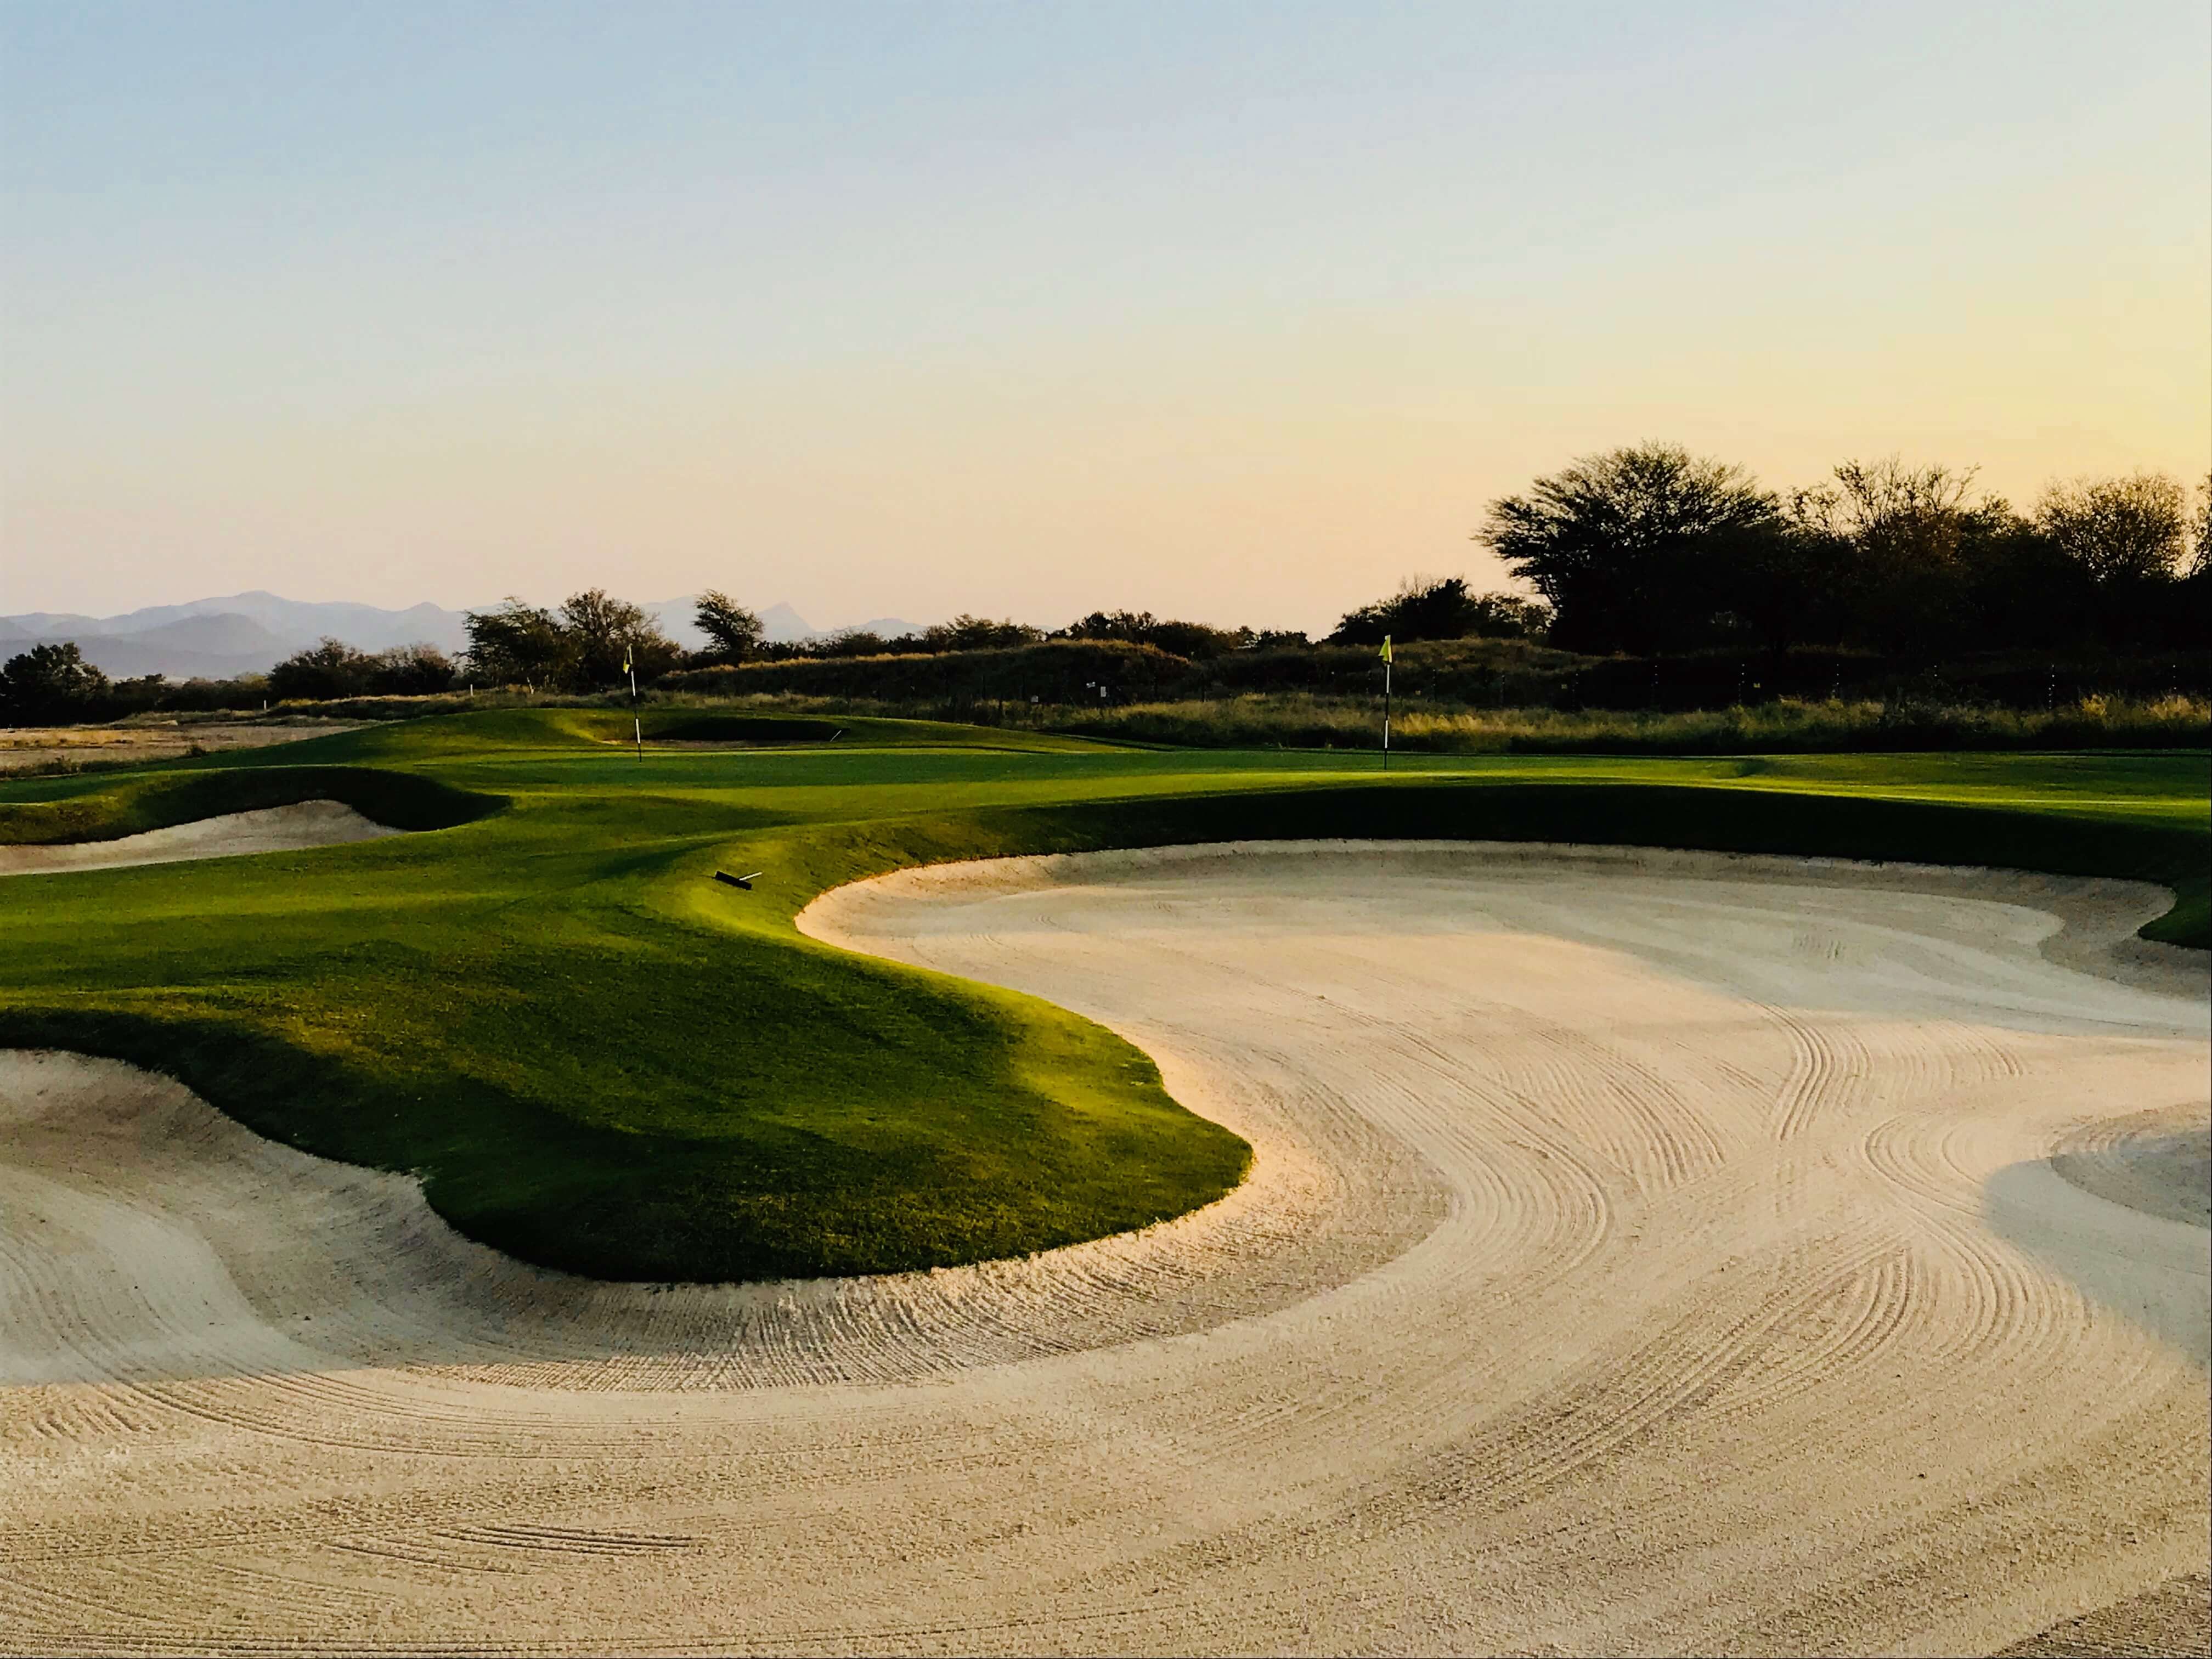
[0,799,399,877]
[2,841,2205,1654]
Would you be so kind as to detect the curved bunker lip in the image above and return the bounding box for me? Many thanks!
[0,799,402,877]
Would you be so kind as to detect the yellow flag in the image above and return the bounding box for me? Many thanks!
[1379,635,1392,663]
[623,646,634,674]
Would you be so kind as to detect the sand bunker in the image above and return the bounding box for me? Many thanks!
[0,799,399,877]
[3,842,2206,1654]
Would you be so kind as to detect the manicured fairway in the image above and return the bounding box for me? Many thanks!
[2,708,2204,1280]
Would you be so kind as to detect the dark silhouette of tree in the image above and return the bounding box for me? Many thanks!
[0,641,109,722]
[271,639,450,699]
[693,591,765,663]
[1785,459,1982,656]
[1328,575,1550,646]
[464,599,571,688]
[1059,611,1246,658]
[560,589,671,688]
[807,629,902,659]
[268,637,375,701]
[921,615,1043,652]
[368,644,458,695]
[1478,443,1780,653]
[1950,499,2087,653]
[2036,472,2189,585]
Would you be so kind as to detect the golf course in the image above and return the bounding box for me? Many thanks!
[1,708,2204,1282]
[3,711,2207,1652]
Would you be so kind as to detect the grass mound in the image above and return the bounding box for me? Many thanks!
[1,710,2201,1282]
[0,763,500,847]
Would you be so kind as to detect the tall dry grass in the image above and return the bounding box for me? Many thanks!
[213,684,2207,755]
[1020,692,2212,753]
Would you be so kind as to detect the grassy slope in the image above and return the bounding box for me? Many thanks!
[2,709,2204,1282]
[0,762,499,845]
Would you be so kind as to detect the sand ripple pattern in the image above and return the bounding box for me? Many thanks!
[3,842,2206,1654]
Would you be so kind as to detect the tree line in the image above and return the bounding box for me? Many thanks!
[1479,446,2208,657]
[5,445,2203,723]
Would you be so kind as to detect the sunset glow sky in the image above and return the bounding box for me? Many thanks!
[4,2,2206,630]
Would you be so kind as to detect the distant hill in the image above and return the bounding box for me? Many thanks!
[4,591,924,679]
[759,602,815,642]
[71,614,299,680]
[0,591,477,678]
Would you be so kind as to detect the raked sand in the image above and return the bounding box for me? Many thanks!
[0,799,398,876]
[2,841,2207,1655]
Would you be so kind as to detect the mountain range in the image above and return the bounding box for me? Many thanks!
[0,592,921,680]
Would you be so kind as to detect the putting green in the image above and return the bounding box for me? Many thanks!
[2,709,2204,1282]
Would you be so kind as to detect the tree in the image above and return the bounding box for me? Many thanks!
[1328,575,1549,646]
[560,589,677,688]
[368,643,458,695]
[1058,611,1245,659]
[0,641,109,723]
[2036,472,2188,585]
[268,637,375,701]
[808,629,900,659]
[1949,497,2087,653]
[464,599,571,688]
[693,591,765,663]
[1785,458,1984,655]
[1477,443,1780,653]
[919,615,1043,652]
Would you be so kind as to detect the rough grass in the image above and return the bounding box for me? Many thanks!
[1025,692,2212,753]
[1,708,2203,1283]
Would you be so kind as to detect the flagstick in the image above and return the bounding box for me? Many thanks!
[629,652,642,759]
[1381,636,1392,774]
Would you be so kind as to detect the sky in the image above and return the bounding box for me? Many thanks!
[3,2,2207,633]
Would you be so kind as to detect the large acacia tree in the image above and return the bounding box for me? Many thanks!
[1477,443,1784,654]
[692,590,765,663]
[560,589,677,687]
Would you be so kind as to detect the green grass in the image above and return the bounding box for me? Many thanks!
[3,707,2204,1282]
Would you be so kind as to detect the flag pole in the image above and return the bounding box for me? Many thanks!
[628,646,641,759]
[1381,635,1392,774]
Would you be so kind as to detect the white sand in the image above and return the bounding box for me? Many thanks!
[0,799,398,876]
[2,841,2205,1654]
